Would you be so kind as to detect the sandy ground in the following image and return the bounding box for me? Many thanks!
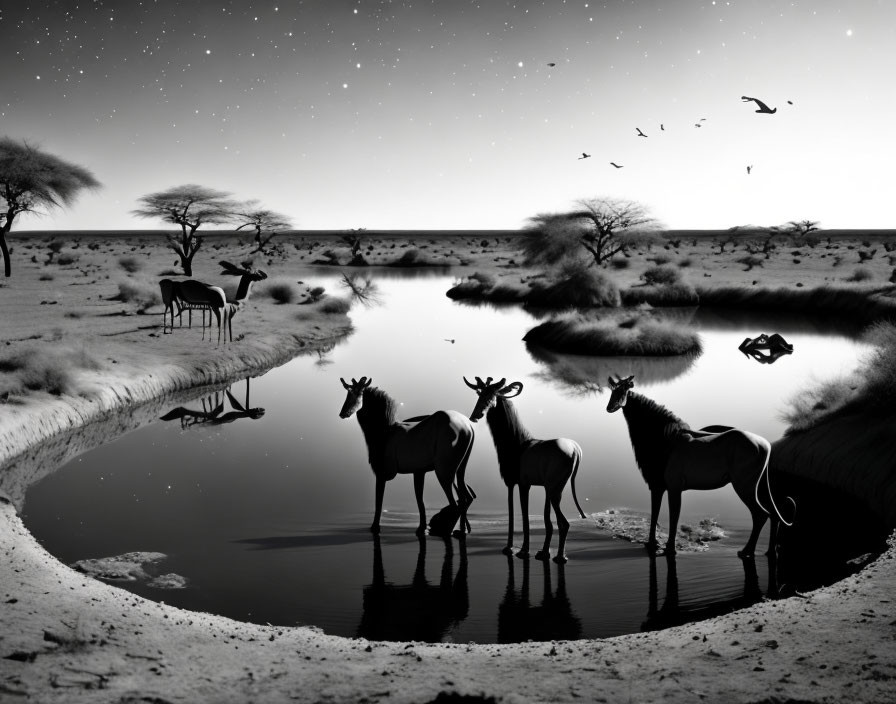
[1,231,895,703]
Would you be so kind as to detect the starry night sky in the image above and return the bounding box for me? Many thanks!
[2,1,894,231]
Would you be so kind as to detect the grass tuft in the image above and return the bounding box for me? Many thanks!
[258,279,299,304]
[117,255,144,273]
[113,279,161,313]
[0,344,103,398]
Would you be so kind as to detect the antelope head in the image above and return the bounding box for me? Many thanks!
[463,376,523,422]
[606,375,635,413]
[339,376,372,418]
[219,260,269,282]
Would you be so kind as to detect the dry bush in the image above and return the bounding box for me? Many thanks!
[641,263,682,286]
[527,265,621,308]
[318,296,351,315]
[845,268,873,282]
[118,255,144,273]
[114,279,161,313]
[0,344,103,398]
[258,279,299,304]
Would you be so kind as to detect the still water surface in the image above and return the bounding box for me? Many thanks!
[22,272,873,642]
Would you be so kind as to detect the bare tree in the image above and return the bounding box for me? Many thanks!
[132,184,237,276]
[233,203,292,254]
[784,219,822,247]
[0,138,100,277]
[341,228,367,265]
[521,197,661,268]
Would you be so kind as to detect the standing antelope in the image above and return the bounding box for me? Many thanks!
[463,376,585,563]
[217,260,267,341]
[605,374,793,557]
[339,377,476,537]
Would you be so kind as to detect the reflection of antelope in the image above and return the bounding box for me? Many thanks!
[738,333,794,364]
[357,535,469,642]
[606,375,793,557]
[160,378,264,428]
[497,554,581,643]
[464,376,585,562]
[338,377,476,536]
[640,553,764,632]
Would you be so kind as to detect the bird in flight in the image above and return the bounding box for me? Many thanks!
[741,96,777,114]
[694,122,703,128]
[787,100,793,105]
[578,152,591,160]
[660,123,665,131]
[746,165,753,175]
[547,62,556,67]
[610,162,624,169]
[636,127,647,138]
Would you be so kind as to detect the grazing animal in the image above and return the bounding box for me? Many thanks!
[741,95,777,114]
[159,278,183,334]
[464,376,585,563]
[636,127,647,138]
[176,280,231,344]
[578,152,591,160]
[339,377,475,536]
[606,374,793,557]
[610,162,624,169]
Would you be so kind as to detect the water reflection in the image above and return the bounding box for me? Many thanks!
[159,378,264,428]
[497,555,582,643]
[527,343,700,391]
[357,535,469,642]
[641,554,765,632]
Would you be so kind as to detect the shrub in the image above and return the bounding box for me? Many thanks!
[736,255,764,271]
[318,296,351,315]
[648,254,672,266]
[118,255,144,273]
[260,280,298,304]
[527,265,621,308]
[523,311,701,356]
[56,253,79,266]
[0,344,103,397]
[308,286,326,302]
[609,257,631,270]
[114,279,160,313]
[641,264,682,286]
[845,268,873,282]
[39,273,54,281]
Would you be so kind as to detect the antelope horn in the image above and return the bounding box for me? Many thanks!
[340,377,351,389]
[499,381,522,398]
[362,376,372,387]
[463,376,479,390]
[475,376,485,387]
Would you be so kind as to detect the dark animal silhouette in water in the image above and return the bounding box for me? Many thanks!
[338,377,475,536]
[606,374,793,557]
[636,127,647,138]
[741,95,777,114]
[610,162,624,169]
[497,554,581,643]
[640,553,766,632]
[159,378,264,428]
[464,376,585,562]
[578,152,591,160]
[738,333,794,365]
[357,535,469,642]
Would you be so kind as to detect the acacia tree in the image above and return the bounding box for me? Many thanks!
[0,138,100,277]
[132,184,237,275]
[233,203,292,254]
[521,197,661,268]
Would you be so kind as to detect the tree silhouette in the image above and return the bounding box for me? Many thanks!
[521,197,661,269]
[0,138,100,277]
[233,203,292,254]
[132,184,237,276]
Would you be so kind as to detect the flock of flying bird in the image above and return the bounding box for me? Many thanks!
[576,94,793,174]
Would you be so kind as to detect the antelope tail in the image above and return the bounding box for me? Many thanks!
[754,445,795,527]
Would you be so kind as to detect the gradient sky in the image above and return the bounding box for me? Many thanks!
[2,1,894,231]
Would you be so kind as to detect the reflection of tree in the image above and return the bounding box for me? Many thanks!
[640,554,764,632]
[497,554,581,643]
[340,272,381,307]
[357,535,469,642]
[526,342,700,392]
[159,377,264,428]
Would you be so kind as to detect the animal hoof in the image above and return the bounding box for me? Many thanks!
[552,554,568,564]
[501,546,514,556]
[515,549,530,560]
[534,550,550,562]
[645,541,659,553]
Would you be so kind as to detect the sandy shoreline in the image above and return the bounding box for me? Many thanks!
[1,328,894,703]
